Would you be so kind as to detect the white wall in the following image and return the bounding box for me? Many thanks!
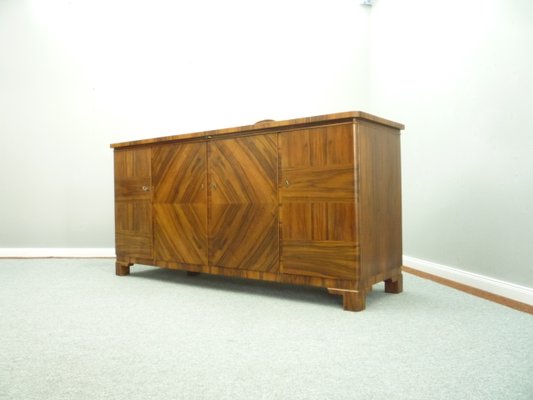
[2,0,532,289]
[0,0,370,247]
[369,0,533,287]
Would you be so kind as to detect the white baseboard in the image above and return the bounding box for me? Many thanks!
[0,248,115,258]
[1,249,531,306]
[403,255,533,306]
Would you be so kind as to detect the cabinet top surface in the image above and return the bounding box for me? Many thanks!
[110,111,404,149]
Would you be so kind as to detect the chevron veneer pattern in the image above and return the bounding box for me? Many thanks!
[208,134,278,272]
[152,142,208,265]
[151,134,279,271]
[111,111,404,311]
[209,134,278,204]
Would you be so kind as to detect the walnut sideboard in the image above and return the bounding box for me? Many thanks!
[111,111,404,311]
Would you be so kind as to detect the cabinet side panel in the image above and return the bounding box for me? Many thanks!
[357,122,402,284]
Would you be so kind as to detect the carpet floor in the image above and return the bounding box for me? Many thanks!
[1,259,532,400]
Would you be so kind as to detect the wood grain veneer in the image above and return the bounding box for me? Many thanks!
[111,111,404,311]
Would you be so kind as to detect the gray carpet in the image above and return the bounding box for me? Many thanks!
[0,259,532,400]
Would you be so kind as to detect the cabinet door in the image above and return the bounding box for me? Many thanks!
[279,124,358,280]
[114,148,153,259]
[208,134,279,272]
[152,142,208,265]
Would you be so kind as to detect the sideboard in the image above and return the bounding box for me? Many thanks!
[111,111,404,311]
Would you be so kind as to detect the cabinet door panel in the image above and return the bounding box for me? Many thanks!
[153,142,208,265]
[208,134,279,272]
[209,135,278,204]
[154,204,207,265]
[279,124,358,279]
[114,148,153,259]
[209,203,278,272]
[153,143,206,204]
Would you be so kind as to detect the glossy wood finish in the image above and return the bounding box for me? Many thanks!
[115,261,132,276]
[111,111,404,312]
[114,148,153,260]
[208,134,279,272]
[357,121,403,289]
[327,288,367,312]
[279,124,358,280]
[110,111,404,149]
[384,274,403,294]
[152,142,208,265]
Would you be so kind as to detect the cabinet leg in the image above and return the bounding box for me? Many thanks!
[384,273,403,294]
[116,261,131,276]
[327,288,366,312]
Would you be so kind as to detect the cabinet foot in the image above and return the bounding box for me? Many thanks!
[328,288,366,312]
[116,261,132,276]
[384,273,403,294]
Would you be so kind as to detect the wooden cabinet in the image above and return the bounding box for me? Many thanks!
[112,111,404,311]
